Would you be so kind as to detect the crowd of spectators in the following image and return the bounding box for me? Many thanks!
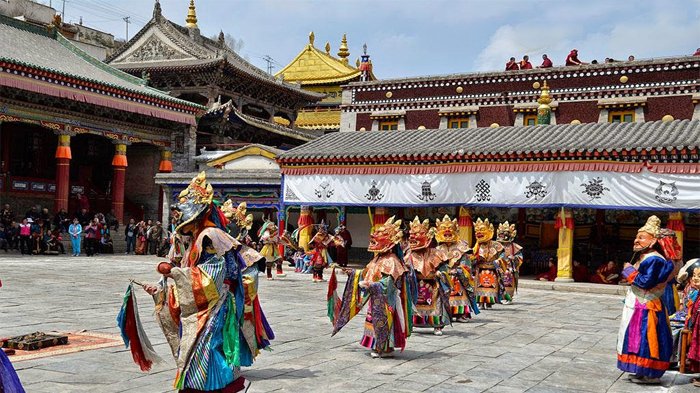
[505,48,700,72]
[0,198,169,257]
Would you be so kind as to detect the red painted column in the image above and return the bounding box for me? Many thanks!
[111,143,128,224]
[277,209,286,258]
[158,149,173,222]
[54,134,72,212]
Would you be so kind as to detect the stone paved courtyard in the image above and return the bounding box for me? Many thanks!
[0,254,696,392]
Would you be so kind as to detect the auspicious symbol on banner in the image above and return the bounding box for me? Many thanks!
[314,181,334,200]
[654,180,678,204]
[474,179,491,202]
[417,181,436,201]
[284,186,299,201]
[525,180,548,200]
[580,177,610,201]
[365,180,384,201]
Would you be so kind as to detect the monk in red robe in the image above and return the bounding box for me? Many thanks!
[520,55,533,69]
[572,260,589,282]
[590,261,620,284]
[538,54,553,68]
[565,49,585,66]
[536,258,557,281]
[694,48,700,56]
[505,57,519,71]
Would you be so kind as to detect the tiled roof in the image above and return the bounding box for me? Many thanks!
[107,9,323,101]
[0,15,200,111]
[278,120,700,162]
[275,43,361,85]
[204,101,324,142]
[295,109,341,130]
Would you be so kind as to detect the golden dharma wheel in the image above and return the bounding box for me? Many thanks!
[456,86,463,93]
[619,75,628,84]
[385,91,393,98]
[532,81,541,89]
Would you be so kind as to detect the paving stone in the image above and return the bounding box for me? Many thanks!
[0,253,693,392]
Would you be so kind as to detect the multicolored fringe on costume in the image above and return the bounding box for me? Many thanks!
[116,283,162,372]
[332,269,367,336]
[453,266,480,315]
[413,315,448,326]
[327,268,342,324]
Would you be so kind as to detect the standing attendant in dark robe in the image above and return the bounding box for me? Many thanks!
[334,225,352,267]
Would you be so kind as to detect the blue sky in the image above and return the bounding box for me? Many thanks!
[54,0,700,79]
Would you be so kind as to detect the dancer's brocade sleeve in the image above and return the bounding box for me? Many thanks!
[625,256,675,289]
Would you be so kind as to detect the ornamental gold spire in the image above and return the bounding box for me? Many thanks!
[537,80,552,125]
[308,31,315,46]
[185,0,198,28]
[337,33,350,64]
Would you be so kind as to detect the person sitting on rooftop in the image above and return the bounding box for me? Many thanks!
[628,55,635,61]
[520,55,533,69]
[565,49,586,66]
[538,54,553,68]
[694,48,700,56]
[505,57,519,71]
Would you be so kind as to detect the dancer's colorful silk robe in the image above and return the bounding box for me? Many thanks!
[617,251,674,378]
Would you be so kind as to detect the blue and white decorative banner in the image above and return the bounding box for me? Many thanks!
[282,170,700,211]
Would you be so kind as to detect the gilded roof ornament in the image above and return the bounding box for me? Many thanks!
[185,0,198,28]
[538,80,552,106]
[325,42,331,55]
[309,31,315,46]
[337,33,350,64]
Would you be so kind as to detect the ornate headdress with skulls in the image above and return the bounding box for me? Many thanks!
[408,216,436,251]
[474,217,495,244]
[496,221,517,242]
[174,171,214,233]
[368,216,403,253]
[435,215,459,244]
[221,200,252,230]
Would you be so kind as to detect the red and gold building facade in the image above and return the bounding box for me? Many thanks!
[340,56,700,131]
[0,15,200,222]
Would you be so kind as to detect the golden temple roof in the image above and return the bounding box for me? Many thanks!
[295,109,342,130]
[275,32,363,86]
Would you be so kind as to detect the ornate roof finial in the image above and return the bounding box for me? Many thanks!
[325,41,331,55]
[218,30,225,48]
[153,0,162,19]
[185,0,198,28]
[337,33,350,64]
[359,43,372,81]
[308,31,315,46]
[537,81,552,125]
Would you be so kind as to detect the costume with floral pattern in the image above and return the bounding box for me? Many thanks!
[435,215,480,320]
[404,217,451,329]
[497,222,524,303]
[331,217,415,357]
[472,218,508,306]
[148,173,272,392]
